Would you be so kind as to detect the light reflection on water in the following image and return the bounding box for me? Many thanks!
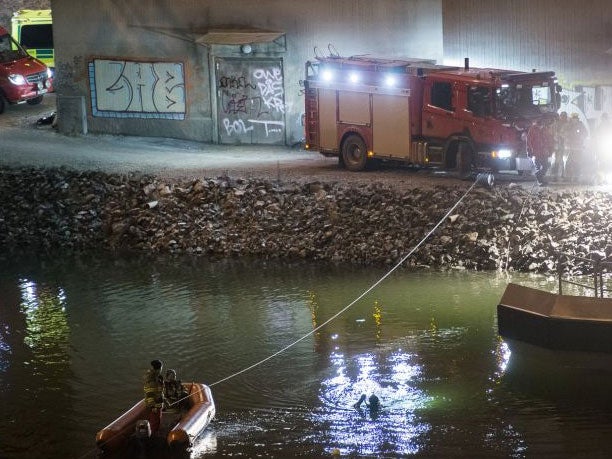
[314,348,431,456]
[1,255,612,458]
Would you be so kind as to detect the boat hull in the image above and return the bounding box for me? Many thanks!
[498,283,612,353]
[96,382,215,451]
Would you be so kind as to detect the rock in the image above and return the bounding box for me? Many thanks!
[465,232,479,242]
[143,183,156,195]
[0,166,610,275]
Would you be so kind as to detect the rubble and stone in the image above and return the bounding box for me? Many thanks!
[0,166,610,274]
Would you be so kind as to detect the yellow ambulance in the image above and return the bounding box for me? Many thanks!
[11,10,54,74]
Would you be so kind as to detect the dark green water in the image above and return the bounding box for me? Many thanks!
[1,254,611,458]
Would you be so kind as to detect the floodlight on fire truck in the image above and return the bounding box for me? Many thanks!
[349,72,360,83]
[384,75,397,87]
[321,69,334,82]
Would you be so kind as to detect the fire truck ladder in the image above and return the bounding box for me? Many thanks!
[305,88,319,149]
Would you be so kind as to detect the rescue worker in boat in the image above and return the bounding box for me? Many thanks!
[143,359,165,434]
[163,369,188,409]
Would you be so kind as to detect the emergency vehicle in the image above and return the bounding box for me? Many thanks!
[304,55,560,174]
[0,26,52,114]
[11,10,54,73]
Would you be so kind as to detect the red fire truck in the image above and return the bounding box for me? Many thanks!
[304,56,560,174]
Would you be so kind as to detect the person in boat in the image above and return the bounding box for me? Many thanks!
[143,359,165,434]
[163,369,188,409]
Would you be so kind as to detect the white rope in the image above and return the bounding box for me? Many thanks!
[503,180,538,271]
[86,177,480,458]
[208,178,479,388]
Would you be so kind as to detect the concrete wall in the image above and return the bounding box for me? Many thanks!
[1,0,50,32]
[50,0,443,143]
[443,0,612,126]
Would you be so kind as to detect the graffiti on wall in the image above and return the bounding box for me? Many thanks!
[88,59,186,119]
[216,59,285,144]
[559,84,612,134]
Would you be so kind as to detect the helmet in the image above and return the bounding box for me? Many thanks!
[150,359,163,370]
[166,369,177,380]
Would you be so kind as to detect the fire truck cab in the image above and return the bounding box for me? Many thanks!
[304,56,560,174]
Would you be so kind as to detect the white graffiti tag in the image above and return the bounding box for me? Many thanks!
[253,68,285,114]
[223,118,254,136]
[92,59,185,116]
[247,119,285,137]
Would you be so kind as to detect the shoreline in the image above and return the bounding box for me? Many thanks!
[1,166,610,274]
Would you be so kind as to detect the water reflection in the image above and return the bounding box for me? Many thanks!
[0,277,75,459]
[2,255,612,458]
[19,280,70,367]
[313,344,432,456]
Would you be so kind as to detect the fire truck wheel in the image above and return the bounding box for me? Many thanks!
[342,135,368,171]
[456,142,474,179]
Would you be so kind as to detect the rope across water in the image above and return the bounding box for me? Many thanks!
[86,176,482,457]
[204,177,480,389]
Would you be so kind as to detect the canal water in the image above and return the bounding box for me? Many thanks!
[1,254,612,458]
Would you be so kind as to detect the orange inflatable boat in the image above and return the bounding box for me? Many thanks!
[96,382,215,451]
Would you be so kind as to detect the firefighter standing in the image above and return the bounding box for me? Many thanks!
[143,359,165,434]
[550,111,569,179]
[526,119,553,185]
[564,113,588,182]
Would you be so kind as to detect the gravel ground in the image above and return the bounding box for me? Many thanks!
[1,93,610,196]
[1,95,611,276]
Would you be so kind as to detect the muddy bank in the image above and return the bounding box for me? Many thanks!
[0,167,610,274]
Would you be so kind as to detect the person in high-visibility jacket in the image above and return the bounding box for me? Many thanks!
[526,119,554,185]
[143,359,165,433]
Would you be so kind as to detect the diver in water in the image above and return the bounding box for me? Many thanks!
[353,393,381,412]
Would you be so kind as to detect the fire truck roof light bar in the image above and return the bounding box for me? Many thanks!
[307,80,410,97]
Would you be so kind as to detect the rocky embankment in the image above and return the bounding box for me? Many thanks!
[0,167,610,274]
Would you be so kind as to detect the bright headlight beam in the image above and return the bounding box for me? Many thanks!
[496,149,513,159]
[384,75,397,87]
